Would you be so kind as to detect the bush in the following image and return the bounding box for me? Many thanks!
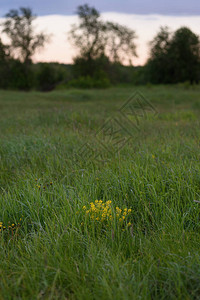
[67,75,111,89]
[9,60,34,90]
[35,63,69,91]
[0,59,34,90]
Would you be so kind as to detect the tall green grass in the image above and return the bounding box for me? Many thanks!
[0,86,200,299]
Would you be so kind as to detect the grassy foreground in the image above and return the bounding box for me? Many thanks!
[0,85,200,299]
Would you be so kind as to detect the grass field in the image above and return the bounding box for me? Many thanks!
[1,85,200,299]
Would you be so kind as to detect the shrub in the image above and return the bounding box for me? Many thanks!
[36,63,69,91]
[67,73,111,89]
[5,60,34,90]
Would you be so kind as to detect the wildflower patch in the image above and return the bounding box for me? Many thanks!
[81,200,132,233]
[0,216,24,238]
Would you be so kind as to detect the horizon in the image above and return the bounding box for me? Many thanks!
[2,13,200,66]
[1,1,200,66]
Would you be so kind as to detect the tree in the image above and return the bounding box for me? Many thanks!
[148,26,171,61]
[1,7,49,64]
[69,4,137,78]
[0,38,10,61]
[146,27,173,83]
[36,63,68,91]
[105,21,137,65]
[69,4,106,61]
[0,38,10,88]
[169,27,200,83]
[147,26,200,84]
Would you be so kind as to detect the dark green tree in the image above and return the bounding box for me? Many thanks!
[69,4,106,61]
[147,26,200,84]
[169,27,200,83]
[1,7,49,64]
[0,38,10,88]
[69,4,137,79]
[146,26,172,83]
[105,21,137,65]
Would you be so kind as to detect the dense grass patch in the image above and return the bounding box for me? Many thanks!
[0,85,200,299]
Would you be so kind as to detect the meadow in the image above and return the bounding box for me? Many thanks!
[0,85,200,299]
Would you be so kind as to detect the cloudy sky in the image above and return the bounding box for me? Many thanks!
[1,0,200,16]
[0,1,200,65]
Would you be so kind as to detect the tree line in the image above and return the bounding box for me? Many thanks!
[0,4,200,90]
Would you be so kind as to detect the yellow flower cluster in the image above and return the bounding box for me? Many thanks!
[35,178,53,190]
[0,216,23,234]
[82,200,132,228]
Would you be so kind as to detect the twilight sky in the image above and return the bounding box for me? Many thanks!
[0,0,200,16]
[0,1,200,65]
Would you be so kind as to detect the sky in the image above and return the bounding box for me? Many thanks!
[0,1,200,65]
[0,0,200,16]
